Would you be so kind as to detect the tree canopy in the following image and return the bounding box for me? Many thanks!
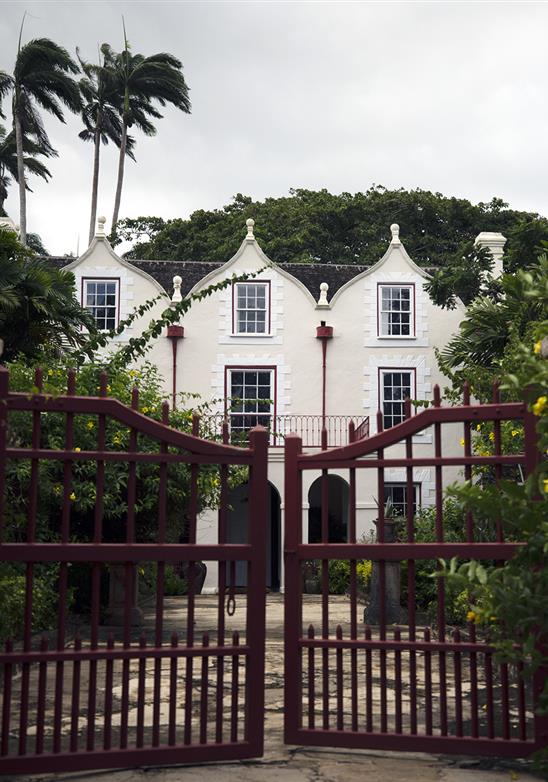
[0,227,94,361]
[437,251,548,402]
[113,187,548,280]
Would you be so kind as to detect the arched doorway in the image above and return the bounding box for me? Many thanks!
[308,475,349,543]
[226,481,281,590]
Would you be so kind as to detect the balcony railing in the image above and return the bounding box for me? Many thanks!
[199,414,370,448]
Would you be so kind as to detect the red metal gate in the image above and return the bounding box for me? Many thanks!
[284,385,546,757]
[0,366,269,774]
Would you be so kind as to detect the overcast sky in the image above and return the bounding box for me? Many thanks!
[1,0,547,255]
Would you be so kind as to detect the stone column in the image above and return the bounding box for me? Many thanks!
[365,519,401,625]
[107,564,143,626]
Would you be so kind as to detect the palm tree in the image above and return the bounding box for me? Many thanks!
[8,31,81,244]
[0,226,96,360]
[106,32,191,233]
[78,49,138,246]
[0,122,53,213]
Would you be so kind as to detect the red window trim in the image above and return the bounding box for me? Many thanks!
[377,366,417,427]
[231,280,272,336]
[81,276,121,329]
[223,364,277,425]
[376,282,416,338]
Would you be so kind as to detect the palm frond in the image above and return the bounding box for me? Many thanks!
[0,71,13,119]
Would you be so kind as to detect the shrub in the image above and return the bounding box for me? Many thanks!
[328,559,372,595]
[0,563,61,643]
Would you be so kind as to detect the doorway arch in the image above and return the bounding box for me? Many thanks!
[226,481,281,590]
[308,474,349,543]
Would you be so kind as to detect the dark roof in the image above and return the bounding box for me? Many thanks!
[130,259,374,298]
[45,255,437,298]
[132,260,224,296]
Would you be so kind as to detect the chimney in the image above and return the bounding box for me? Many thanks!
[474,232,506,279]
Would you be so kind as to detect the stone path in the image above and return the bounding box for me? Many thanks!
[4,594,542,781]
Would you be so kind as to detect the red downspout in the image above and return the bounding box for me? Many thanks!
[316,321,333,450]
[166,325,185,410]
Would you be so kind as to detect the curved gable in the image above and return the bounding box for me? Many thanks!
[187,233,318,307]
[329,227,432,307]
[62,236,167,296]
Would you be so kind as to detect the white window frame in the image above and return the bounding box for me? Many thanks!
[227,368,275,437]
[82,278,119,331]
[378,284,415,338]
[233,282,270,336]
[379,368,415,429]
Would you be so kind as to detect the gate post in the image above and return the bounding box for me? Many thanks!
[246,425,269,756]
[284,433,302,744]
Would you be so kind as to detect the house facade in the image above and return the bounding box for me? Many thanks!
[55,217,506,592]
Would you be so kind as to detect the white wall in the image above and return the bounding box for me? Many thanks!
[68,221,474,592]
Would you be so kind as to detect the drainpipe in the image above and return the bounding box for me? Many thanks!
[316,321,333,450]
[166,325,184,410]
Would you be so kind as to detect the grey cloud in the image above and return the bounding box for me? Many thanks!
[1,0,546,254]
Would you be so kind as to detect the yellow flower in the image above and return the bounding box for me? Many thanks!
[69,492,76,501]
[543,478,548,494]
[142,406,149,413]
[106,385,112,392]
[476,424,481,431]
[74,447,81,453]
[466,610,477,623]
[490,615,497,622]
[534,340,542,355]
[532,396,547,416]
[86,421,95,430]
[488,432,495,442]
[511,429,519,437]
[460,438,465,447]
[53,484,62,495]
[48,369,53,376]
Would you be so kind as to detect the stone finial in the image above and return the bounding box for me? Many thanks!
[96,216,107,237]
[390,223,400,244]
[246,218,255,240]
[172,275,183,304]
[317,281,330,308]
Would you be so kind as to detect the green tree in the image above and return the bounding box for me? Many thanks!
[437,254,548,402]
[0,227,95,361]
[436,267,548,770]
[112,189,548,296]
[0,122,52,213]
[106,30,191,232]
[4,31,81,245]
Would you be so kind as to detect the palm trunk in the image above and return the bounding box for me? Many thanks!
[14,108,26,245]
[88,128,101,246]
[111,120,127,235]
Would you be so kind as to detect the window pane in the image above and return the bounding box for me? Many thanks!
[234,282,268,333]
[380,286,413,336]
[382,371,412,428]
[384,484,419,517]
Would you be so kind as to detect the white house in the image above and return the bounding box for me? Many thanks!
[52,217,506,592]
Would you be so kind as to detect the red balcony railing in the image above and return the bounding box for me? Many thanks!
[200,414,369,448]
